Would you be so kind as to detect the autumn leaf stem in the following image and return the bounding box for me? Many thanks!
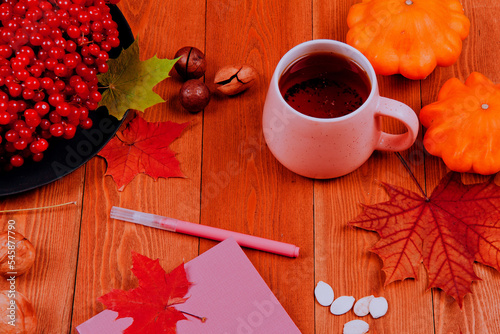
[178,310,207,323]
[0,201,77,213]
[395,152,428,200]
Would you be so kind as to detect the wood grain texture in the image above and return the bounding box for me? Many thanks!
[202,1,314,333]
[0,171,84,334]
[313,1,433,333]
[421,1,500,333]
[0,0,500,333]
[70,0,205,332]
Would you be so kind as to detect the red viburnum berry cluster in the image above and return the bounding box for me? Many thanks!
[0,0,120,170]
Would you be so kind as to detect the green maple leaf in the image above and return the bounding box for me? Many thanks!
[98,39,178,120]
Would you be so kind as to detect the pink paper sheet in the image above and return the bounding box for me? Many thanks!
[75,309,132,333]
[76,238,301,333]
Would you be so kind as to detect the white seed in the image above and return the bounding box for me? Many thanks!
[353,295,374,317]
[369,296,388,318]
[343,319,370,334]
[330,296,355,315]
[314,281,334,306]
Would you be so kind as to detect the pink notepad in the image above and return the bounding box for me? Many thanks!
[77,238,302,333]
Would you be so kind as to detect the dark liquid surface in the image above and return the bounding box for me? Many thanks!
[279,52,371,119]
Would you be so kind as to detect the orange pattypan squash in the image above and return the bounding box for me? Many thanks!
[420,72,500,175]
[346,0,470,80]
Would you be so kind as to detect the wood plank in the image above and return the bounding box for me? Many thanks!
[202,1,314,333]
[0,171,84,334]
[70,0,206,331]
[3,1,500,333]
[421,1,500,333]
[313,0,434,333]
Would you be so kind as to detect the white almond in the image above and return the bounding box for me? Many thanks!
[343,319,370,334]
[314,281,334,306]
[330,296,355,315]
[369,296,388,318]
[353,295,374,317]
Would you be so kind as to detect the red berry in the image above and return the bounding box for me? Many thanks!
[0,0,119,168]
[40,77,54,89]
[32,152,43,162]
[13,139,27,150]
[8,83,22,97]
[0,111,10,125]
[56,102,71,116]
[48,93,64,106]
[18,127,32,139]
[49,123,65,137]
[63,124,77,139]
[35,102,50,116]
[25,115,41,127]
[79,118,92,129]
[10,155,24,167]
[35,138,48,152]
[48,111,61,124]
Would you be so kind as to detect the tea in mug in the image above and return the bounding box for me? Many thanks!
[279,52,371,119]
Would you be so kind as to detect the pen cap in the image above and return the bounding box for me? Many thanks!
[110,207,177,232]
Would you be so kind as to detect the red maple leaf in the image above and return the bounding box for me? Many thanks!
[349,172,500,307]
[98,252,192,333]
[98,114,189,191]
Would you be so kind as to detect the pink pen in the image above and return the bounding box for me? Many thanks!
[110,206,300,258]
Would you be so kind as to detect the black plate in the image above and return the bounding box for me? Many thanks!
[0,5,133,197]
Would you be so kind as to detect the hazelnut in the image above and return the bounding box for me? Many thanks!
[179,79,211,113]
[214,64,258,96]
[0,290,37,333]
[174,46,207,80]
[0,231,35,277]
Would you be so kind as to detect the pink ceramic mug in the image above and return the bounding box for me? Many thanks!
[262,39,419,179]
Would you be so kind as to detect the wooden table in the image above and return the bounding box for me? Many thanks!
[1,0,500,333]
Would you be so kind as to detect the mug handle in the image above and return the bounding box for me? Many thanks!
[374,97,419,152]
